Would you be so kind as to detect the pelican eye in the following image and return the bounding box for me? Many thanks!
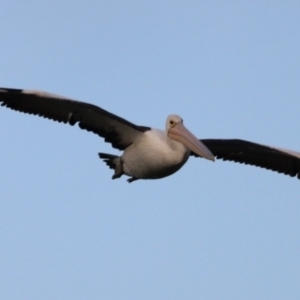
[169,120,175,126]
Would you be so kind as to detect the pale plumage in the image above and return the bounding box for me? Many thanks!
[120,128,190,181]
[1,87,300,182]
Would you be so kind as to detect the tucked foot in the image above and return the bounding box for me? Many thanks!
[127,177,139,183]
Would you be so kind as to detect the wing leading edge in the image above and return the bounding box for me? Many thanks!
[199,139,300,179]
[0,88,150,150]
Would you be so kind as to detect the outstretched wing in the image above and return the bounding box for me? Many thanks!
[198,139,300,179]
[0,88,150,150]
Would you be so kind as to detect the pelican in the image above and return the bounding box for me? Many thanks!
[1,88,300,182]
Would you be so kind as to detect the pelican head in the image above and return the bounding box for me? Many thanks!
[166,115,215,161]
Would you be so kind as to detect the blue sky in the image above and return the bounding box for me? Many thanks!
[0,1,300,299]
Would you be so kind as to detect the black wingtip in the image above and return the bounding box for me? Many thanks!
[0,87,24,94]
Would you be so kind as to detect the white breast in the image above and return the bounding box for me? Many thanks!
[121,129,190,179]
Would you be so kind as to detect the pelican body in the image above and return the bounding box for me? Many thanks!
[103,128,189,182]
[100,116,214,182]
[1,87,300,182]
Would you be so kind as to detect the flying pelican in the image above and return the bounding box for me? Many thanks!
[1,88,300,182]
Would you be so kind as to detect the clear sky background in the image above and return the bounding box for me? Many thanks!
[0,1,300,299]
